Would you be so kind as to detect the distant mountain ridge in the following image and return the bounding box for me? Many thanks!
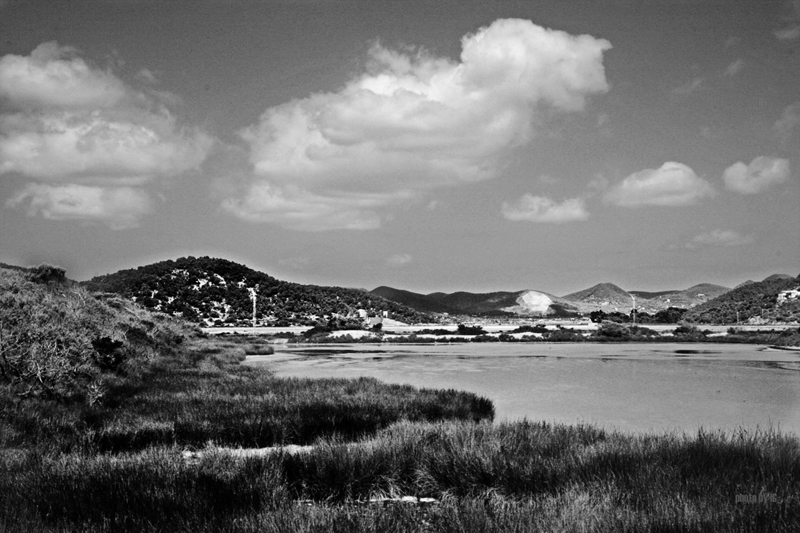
[373,280,744,318]
[48,258,799,324]
[83,257,430,326]
[370,287,579,317]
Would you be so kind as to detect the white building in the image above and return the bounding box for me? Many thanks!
[777,289,800,305]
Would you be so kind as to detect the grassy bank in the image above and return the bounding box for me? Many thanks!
[2,421,797,532]
[1,332,494,454]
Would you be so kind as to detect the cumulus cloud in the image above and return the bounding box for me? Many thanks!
[386,253,413,267]
[0,111,210,184]
[604,162,714,207]
[221,183,406,230]
[722,157,791,194]
[723,59,744,77]
[0,42,127,110]
[0,42,212,227]
[686,229,753,249]
[6,184,152,229]
[502,195,589,223]
[774,102,800,145]
[225,19,611,230]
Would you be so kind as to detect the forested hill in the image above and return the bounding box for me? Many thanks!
[83,257,430,326]
[684,274,800,324]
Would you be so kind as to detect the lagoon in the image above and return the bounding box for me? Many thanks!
[247,343,800,435]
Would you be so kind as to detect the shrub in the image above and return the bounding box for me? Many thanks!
[595,322,631,339]
[29,264,67,285]
[0,267,197,404]
[456,324,486,336]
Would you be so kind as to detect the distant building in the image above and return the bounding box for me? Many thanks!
[777,289,800,305]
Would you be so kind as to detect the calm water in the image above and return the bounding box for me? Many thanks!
[246,343,800,435]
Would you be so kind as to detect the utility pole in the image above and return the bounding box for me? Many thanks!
[248,288,257,329]
[631,294,636,325]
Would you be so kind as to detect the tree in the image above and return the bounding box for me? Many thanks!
[589,310,607,323]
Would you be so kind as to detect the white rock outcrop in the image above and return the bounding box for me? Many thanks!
[502,290,553,315]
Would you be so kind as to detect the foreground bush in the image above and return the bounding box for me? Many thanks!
[0,266,193,404]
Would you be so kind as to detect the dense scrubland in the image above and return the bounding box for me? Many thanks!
[82,256,431,326]
[2,265,799,532]
[685,275,800,324]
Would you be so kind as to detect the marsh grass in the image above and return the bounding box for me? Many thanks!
[2,334,493,454]
[2,421,797,532]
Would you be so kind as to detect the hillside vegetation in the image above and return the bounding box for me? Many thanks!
[84,256,430,326]
[685,274,800,324]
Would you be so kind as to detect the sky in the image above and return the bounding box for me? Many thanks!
[0,0,798,296]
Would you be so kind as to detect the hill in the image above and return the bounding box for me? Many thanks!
[371,286,455,314]
[562,283,634,312]
[684,274,800,324]
[83,257,430,326]
[638,283,730,311]
[370,286,579,317]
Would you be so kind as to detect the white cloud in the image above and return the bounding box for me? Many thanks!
[136,68,159,84]
[221,182,401,230]
[386,253,413,267]
[604,162,714,207]
[0,42,212,227]
[672,76,704,96]
[774,25,800,41]
[0,42,127,110]
[774,102,800,145]
[686,229,753,250]
[502,195,589,223]
[0,111,210,184]
[722,157,791,194]
[723,59,744,77]
[6,184,152,229]
[226,19,611,230]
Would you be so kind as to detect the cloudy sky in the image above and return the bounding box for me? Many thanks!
[0,0,797,295]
